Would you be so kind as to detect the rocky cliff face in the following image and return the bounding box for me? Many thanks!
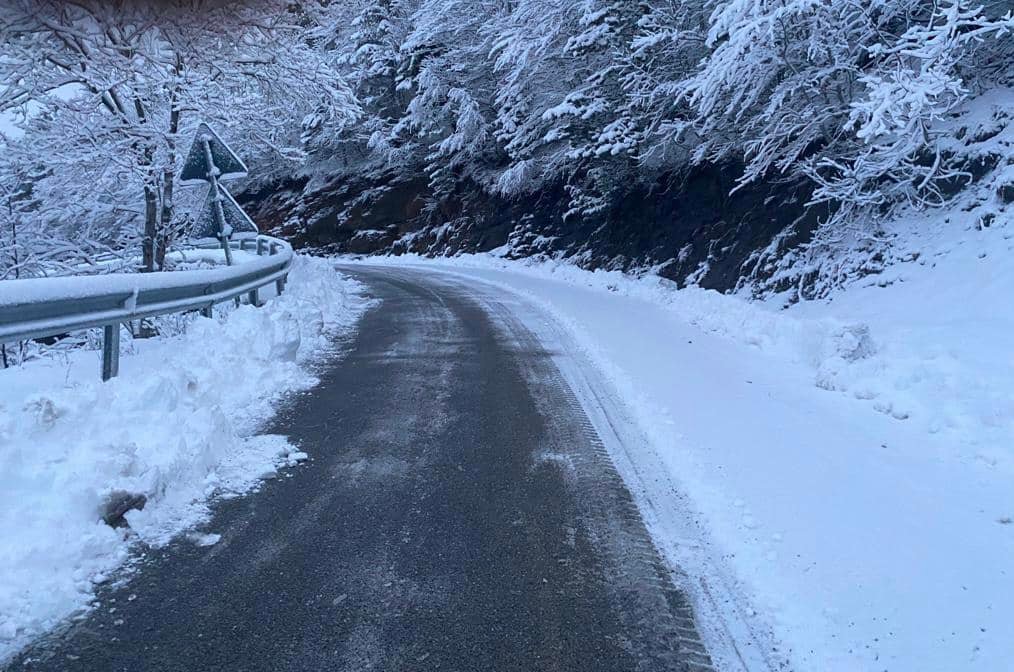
[243,162,828,294]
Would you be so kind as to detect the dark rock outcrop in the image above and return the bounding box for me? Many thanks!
[101,491,147,528]
[243,163,827,293]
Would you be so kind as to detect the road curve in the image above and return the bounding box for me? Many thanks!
[8,266,714,672]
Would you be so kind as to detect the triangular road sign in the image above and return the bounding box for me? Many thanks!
[190,184,259,240]
[180,122,248,184]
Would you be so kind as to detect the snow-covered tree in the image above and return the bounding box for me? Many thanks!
[808,1,1014,224]
[3,0,1012,289]
[0,0,357,272]
[381,0,497,202]
[671,0,1012,224]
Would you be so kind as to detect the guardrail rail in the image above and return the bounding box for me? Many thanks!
[0,235,292,380]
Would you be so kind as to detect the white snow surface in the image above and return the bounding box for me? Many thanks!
[0,255,370,660]
[352,220,1014,672]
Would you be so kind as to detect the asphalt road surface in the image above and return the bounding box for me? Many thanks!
[8,266,714,672]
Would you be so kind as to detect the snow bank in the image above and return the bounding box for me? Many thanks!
[0,255,370,660]
[785,215,1014,473]
[354,244,1014,672]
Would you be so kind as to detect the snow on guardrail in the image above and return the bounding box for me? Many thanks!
[0,236,292,379]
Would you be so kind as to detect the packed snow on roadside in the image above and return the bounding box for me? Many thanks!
[0,255,370,660]
[353,211,1014,671]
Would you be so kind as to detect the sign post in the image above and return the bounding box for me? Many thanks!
[180,123,258,266]
[202,135,233,265]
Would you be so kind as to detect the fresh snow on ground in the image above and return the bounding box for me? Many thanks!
[353,221,1014,672]
[0,255,369,661]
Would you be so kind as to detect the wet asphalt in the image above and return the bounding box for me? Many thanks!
[7,266,713,672]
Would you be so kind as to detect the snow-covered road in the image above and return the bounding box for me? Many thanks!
[7,265,715,671]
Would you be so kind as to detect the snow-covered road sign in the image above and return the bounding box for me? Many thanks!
[181,122,257,266]
[191,184,259,240]
[180,123,248,184]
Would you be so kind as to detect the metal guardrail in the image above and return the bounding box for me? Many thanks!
[0,235,292,380]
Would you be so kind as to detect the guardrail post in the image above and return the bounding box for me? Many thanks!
[200,305,213,319]
[270,242,279,255]
[276,274,287,295]
[248,288,259,307]
[102,323,120,381]
[256,238,266,256]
